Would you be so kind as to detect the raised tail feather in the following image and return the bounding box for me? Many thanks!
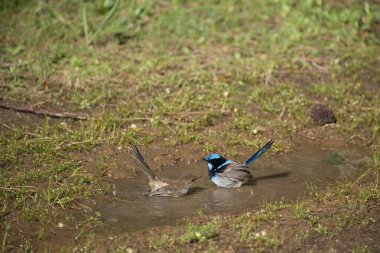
[245,140,274,166]
[132,146,155,181]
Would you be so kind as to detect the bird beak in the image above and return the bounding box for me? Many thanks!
[202,158,207,161]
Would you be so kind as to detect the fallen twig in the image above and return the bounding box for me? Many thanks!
[164,111,210,115]
[278,106,287,120]
[1,122,37,136]
[54,139,96,150]
[0,186,38,192]
[347,134,365,143]
[363,136,377,147]
[299,133,319,142]
[0,103,88,120]
[0,62,29,68]
[125,117,151,121]
[164,111,231,117]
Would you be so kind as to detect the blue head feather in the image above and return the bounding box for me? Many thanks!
[204,153,222,161]
[203,153,231,178]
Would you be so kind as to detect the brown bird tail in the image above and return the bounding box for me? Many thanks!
[132,146,155,181]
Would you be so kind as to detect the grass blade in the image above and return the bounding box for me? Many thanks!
[89,0,120,44]
[82,2,90,44]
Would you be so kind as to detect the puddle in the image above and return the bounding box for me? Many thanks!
[95,144,370,232]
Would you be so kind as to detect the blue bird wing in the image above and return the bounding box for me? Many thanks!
[245,140,274,166]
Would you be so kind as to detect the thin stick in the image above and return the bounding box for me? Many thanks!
[125,117,150,121]
[299,134,319,142]
[363,136,376,147]
[1,62,29,68]
[0,103,88,120]
[1,122,37,136]
[164,111,231,116]
[279,107,287,120]
[0,186,38,192]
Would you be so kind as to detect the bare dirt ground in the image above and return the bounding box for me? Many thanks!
[1,1,380,252]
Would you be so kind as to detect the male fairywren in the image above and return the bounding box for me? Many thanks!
[132,146,200,197]
[203,140,274,188]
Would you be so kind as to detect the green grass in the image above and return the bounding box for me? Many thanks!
[149,233,174,250]
[1,222,10,253]
[180,222,220,244]
[0,0,380,251]
[293,201,310,220]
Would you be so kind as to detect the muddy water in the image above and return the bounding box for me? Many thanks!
[96,144,370,232]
